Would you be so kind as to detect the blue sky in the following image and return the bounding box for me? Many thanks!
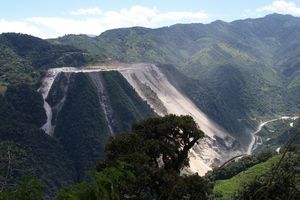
[1,0,300,38]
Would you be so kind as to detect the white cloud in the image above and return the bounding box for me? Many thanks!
[257,0,300,15]
[0,5,209,39]
[70,7,102,16]
[27,17,103,37]
[0,19,51,38]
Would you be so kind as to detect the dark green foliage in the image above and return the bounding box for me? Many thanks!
[2,33,89,68]
[0,94,23,127]
[2,14,300,199]
[49,34,107,63]
[0,142,34,192]
[208,150,274,182]
[53,14,300,145]
[106,115,204,172]
[5,84,46,127]
[56,162,134,200]
[46,73,70,107]
[165,175,211,200]
[237,151,300,200]
[101,71,155,133]
[0,33,91,87]
[26,70,156,196]
[159,64,252,144]
[54,73,110,180]
[0,84,77,199]
[46,72,71,125]
[55,115,210,200]
[251,119,300,152]
[266,119,300,147]
[101,115,209,199]
[210,143,300,200]
[0,83,45,128]
[0,124,77,199]
[131,115,204,171]
[0,176,44,200]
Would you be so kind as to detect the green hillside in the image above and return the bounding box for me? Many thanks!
[213,155,281,199]
[209,146,300,199]
[0,84,77,199]
[1,14,300,198]
[253,119,300,152]
[100,71,156,132]
[51,14,300,144]
[0,34,156,197]
[0,33,92,89]
[53,72,155,180]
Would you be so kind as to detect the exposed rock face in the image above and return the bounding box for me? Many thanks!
[38,69,60,135]
[119,63,242,175]
[39,63,242,175]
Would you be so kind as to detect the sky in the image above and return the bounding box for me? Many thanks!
[1,0,300,38]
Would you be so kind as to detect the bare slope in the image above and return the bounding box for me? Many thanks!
[39,63,242,175]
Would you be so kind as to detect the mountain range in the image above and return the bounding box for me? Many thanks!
[0,13,300,198]
[50,13,300,142]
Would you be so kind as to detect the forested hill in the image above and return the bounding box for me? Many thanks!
[52,13,300,76]
[0,33,155,198]
[51,13,300,142]
[0,13,300,199]
[0,33,93,89]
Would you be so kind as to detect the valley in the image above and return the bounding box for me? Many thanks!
[1,13,300,199]
[38,63,241,175]
[247,116,299,154]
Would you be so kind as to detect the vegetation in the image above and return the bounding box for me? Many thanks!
[1,14,300,199]
[207,150,274,181]
[52,14,300,145]
[56,162,134,200]
[5,84,46,127]
[0,84,77,199]
[211,137,300,200]
[0,176,44,200]
[0,71,156,198]
[54,73,110,181]
[213,155,281,199]
[101,71,156,133]
[56,115,211,200]
[0,33,92,88]
[52,71,156,181]
[250,119,300,153]
[236,148,300,200]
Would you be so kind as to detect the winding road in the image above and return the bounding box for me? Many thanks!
[247,116,299,154]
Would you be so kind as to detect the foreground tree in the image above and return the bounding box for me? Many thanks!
[0,176,44,200]
[56,162,134,200]
[56,115,210,200]
[105,114,204,172]
[101,114,209,199]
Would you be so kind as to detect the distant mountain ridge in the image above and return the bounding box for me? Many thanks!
[0,33,93,89]
[1,13,300,198]
[51,13,300,143]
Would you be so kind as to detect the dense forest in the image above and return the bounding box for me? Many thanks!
[1,114,299,199]
[52,14,300,142]
[0,84,78,198]
[1,14,300,199]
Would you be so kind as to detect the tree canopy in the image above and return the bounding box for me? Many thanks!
[58,115,210,200]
